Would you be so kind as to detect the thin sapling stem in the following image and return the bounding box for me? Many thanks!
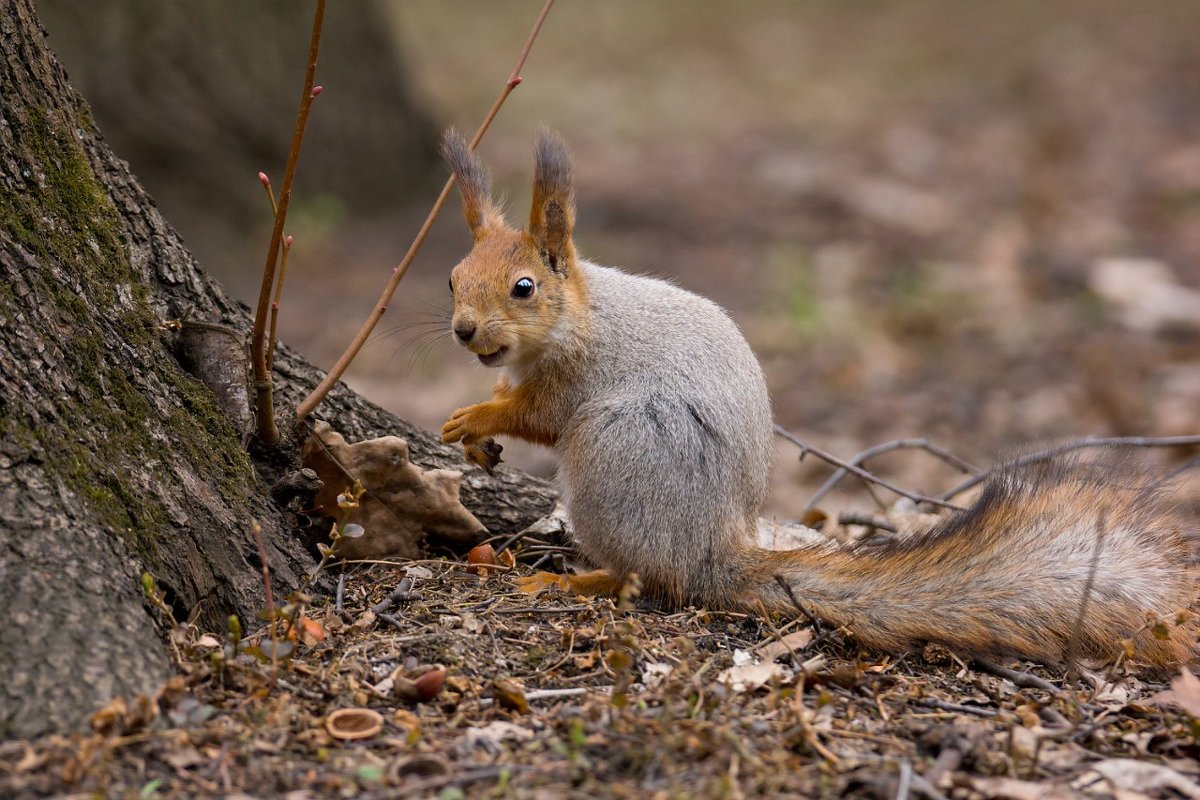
[294,0,557,422]
[251,0,326,447]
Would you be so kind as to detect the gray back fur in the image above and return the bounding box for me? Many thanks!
[511,261,772,605]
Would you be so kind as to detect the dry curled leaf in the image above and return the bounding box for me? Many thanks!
[302,421,487,560]
[89,693,158,736]
[755,628,814,662]
[491,679,530,714]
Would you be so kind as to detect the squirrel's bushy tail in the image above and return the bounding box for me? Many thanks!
[748,459,1199,666]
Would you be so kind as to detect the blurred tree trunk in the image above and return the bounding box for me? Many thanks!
[0,0,554,739]
[36,0,441,285]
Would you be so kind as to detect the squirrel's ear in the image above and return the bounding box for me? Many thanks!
[441,128,504,238]
[529,128,575,275]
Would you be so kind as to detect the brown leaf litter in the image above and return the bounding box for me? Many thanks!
[3,551,1199,799]
[301,420,486,560]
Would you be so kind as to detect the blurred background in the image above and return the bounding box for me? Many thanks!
[39,0,1200,517]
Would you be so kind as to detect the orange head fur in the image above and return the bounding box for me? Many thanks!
[443,128,585,371]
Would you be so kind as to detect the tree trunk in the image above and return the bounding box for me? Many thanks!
[34,0,442,288]
[0,0,555,739]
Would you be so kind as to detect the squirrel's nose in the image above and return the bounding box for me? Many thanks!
[453,321,477,342]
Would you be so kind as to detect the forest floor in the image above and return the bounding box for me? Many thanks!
[4,519,1200,799]
[9,2,1200,798]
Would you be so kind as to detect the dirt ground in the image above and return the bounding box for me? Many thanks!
[5,553,1200,799]
[9,2,1200,797]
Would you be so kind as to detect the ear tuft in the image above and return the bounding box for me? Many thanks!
[529,127,575,273]
[442,128,503,237]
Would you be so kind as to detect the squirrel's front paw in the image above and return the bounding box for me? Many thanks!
[441,403,490,444]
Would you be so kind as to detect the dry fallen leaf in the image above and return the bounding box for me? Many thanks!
[971,776,1082,800]
[1078,759,1200,799]
[89,696,127,735]
[463,721,533,754]
[641,662,673,689]
[1147,669,1200,718]
[755,518,827,551]
[302,421,487,560]
[717,661,788,693]
[89,693,158,736]
[755,628,814,662]
[158,747,207,771]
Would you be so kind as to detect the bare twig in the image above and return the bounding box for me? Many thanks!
[774,426,964,511]
[909,774,948,800]
[1065,511,1108,684]
[267,235,293,373]
[295,0,557,422]
[755,598,805,668]
[250,521,278,689]
[377,613,406,633]
[804,438,978,513]
[973,658,1060,694]
[1163,454,1200,482]
[772,574,851,653]
[371,577,416,615]
[894,758,912,800]
[837,512,898,533]
[335,572,346,615]
[394,764,529,797]
[773,574,822,631]
[255,173,291,375]
[914,697,997,717]
[922,727,986,795]
[489,605,593,615]
[524,687,590,701]
[940,435,1200,501]
[250,0,326,446]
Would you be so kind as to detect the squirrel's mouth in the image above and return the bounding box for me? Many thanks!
[476,346,508,366]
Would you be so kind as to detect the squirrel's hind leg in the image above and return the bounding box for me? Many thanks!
[515,569,630,598]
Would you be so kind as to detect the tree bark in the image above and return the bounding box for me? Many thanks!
[0,0,555,739]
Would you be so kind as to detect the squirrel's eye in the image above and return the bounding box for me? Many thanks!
[448,277,454,294]
[512,277,535,298]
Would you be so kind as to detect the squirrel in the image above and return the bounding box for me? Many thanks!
[438,127,1198,668]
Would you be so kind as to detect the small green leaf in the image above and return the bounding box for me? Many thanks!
[356,765,383,783]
